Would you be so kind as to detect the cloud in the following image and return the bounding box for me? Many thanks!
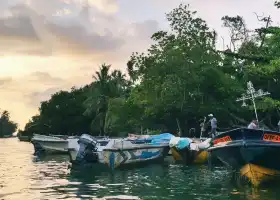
[87,0,119,14]
[0,77,12,85]
[25,0,119,15]
[0,5,121,57]
[25,75,90,108]
[47,22,124,52]
[0,70,91,127]
[0,1,158,60]
[27,71,64,83]
[25,0,72,16]
[0,71,64,95]
[26,87,64,107]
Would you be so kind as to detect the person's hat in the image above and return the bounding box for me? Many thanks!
[208,114,213,117]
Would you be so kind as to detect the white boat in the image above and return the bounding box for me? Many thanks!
[102,139,170,169]
[31,134,79,154]
[68,133,174,168]
[68,134,111,164]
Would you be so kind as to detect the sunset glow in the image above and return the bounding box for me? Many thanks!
[0,0,279,128]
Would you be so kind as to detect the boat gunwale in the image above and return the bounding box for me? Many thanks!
[31,139,68,143]
[216,127,280,137]
[208,139,280,151]
[103,145,169,152]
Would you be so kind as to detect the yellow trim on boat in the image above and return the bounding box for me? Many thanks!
[170,147,208,164]
[240,164,280,186]
[170,147,183,161]
[193,151,208,164]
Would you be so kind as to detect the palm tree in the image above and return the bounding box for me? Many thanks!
[127,60,137,83]
[84,64,112,135]
[84,64,130,135]
[1,110,10,121]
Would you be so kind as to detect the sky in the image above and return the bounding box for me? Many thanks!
[0,0,279,128]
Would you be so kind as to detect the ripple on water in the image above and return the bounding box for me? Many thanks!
[3,138,280,200]
[93,195,141,200]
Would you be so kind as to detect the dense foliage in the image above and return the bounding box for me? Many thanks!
[20,3,280,137]
[0,110,18,137]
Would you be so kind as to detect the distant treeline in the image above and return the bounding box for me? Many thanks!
[0,110,18,138]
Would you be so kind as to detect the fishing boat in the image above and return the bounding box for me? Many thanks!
[68,133,173,167]
[31,134,79,154]
[17,132,32,142]
[102,133,173,169]
[18,135,31,142]
[68,134,111,164]
[208,128,280,186]
[169,137,211,164]
[169,118,212,164]
[102,140,170,169]
[208,81,279,186]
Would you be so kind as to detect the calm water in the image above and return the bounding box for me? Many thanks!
[1,139,280,200]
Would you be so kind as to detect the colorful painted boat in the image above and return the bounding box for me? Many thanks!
[68,133,174,167]
[102,139,170,169]
[208,128,280,186]
[102,133,174,169]
[68,134,111,164]
[169,137,211,164]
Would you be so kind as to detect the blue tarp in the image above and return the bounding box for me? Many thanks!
[149,133,175,145]
[133,133,175,145]
[176,138,191,150]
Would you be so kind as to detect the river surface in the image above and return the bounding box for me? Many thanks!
[1,138,280,200]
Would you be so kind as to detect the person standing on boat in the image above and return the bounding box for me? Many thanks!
[200,120,206,136]
[199,117,207,137]
[208,114,217,138]
[248,120,258,129]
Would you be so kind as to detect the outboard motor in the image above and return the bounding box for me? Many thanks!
[31,140,45,155]
[75,134,99,163]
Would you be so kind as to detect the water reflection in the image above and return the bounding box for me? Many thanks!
[1,138,280,200]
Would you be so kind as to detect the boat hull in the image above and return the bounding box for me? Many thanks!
[170,147,208,164]
[103,146,170,169]
[18,135,31,142]
[31,134,78,154]
[208,128,280,186]
[69,133,173,167]
[32,140,69,154]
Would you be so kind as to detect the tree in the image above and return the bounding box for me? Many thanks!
[0,110,18,137]
[83,64,131,135]
[22,87,92,136]
[21,1,280,137]
[126,4,244,135]
[221,15,248,51]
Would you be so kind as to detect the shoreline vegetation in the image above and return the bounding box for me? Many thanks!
[17,2,280,139]
[0,110,18,138]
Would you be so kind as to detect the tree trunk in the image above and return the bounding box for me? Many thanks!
[176,118,182,137]
[227,112,247,124]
